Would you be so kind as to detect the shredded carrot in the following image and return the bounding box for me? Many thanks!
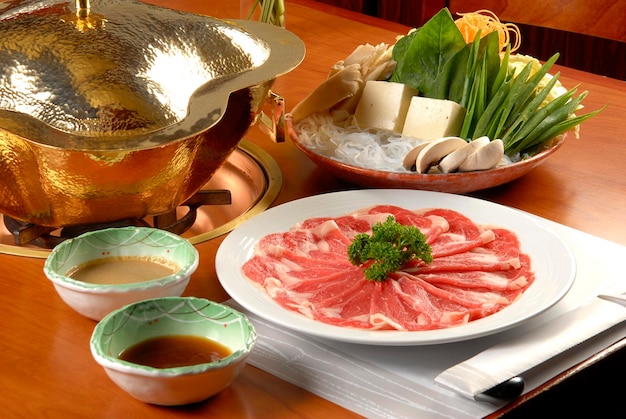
[454,9,521,53]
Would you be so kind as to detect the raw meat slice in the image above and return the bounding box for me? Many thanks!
[363,204,450,242]
[241,205,535,332]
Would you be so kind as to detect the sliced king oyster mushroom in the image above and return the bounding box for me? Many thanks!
[290,64,363,122]
[402,142,430,170]
[439,136,490,173]
[459,139,505,171]
[414,136,468,174]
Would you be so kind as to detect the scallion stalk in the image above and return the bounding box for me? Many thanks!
[246,0,285,26]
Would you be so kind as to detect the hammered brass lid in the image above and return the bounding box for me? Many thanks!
[0,0,305,150]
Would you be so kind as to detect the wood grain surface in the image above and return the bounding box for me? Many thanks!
[1,1,625,417]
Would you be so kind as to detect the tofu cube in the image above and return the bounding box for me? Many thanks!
[402,97,466,140]
[354,81,418,132]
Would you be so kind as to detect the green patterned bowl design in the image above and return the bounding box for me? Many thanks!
[90,297,257,405]
[44,227,199,320]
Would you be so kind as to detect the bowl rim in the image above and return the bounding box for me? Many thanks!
[90,296,257,377]
[43,227,199,293]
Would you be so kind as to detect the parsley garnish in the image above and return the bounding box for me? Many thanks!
[347,215,432,281]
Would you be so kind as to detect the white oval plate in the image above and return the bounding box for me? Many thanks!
[216,190,576,345]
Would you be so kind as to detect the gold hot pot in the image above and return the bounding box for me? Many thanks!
[0,0,304,227]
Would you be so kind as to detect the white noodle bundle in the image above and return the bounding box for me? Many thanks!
[294,112,424,172]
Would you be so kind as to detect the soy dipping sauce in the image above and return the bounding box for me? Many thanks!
[119,335,232,368]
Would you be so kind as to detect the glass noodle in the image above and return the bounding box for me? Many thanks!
[294,112,515,173]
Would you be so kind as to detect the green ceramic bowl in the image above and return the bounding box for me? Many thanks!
[90,297,256,405]
[44,227,198,320]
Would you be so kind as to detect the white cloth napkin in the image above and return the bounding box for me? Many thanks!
[227,216,626,418]
[434,294,626,399]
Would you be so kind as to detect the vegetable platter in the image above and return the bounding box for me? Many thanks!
[288,8,603,193]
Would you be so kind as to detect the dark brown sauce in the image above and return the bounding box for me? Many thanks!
[118,335,232,369]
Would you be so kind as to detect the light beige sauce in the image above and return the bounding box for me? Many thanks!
[67,256,178,285]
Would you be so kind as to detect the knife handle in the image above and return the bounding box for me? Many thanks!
[475,376,525,403]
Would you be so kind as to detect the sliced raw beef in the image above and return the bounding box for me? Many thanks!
[241,206,535,331]
[362,205,449,243]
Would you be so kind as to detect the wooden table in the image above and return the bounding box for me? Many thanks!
[1,0,624,417]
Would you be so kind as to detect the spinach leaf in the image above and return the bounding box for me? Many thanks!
[389,8,466,95]
[390,28,419,85]
[430,30,500,105]
[428,44,470,101]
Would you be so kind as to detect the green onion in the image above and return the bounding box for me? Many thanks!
[501,72,564,152]
[462,50,603,157]
[245,0,285,26]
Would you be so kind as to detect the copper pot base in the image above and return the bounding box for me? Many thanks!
[0,140,282,258]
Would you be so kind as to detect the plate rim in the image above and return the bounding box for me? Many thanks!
[216,189,576,346]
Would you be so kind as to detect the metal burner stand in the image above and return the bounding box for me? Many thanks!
[4,189,232,248]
